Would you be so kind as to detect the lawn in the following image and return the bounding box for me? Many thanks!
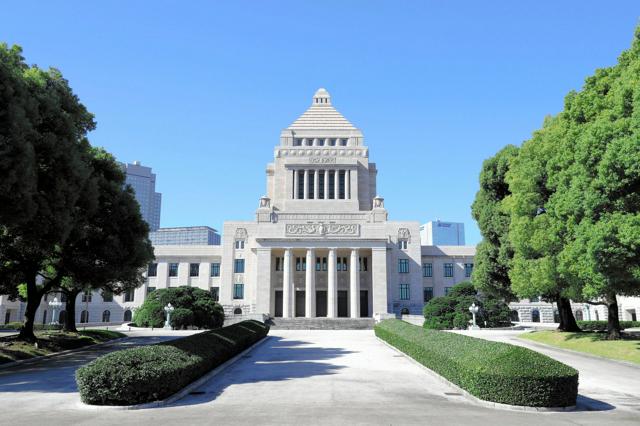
[0,329,126,365]
[520,330,640,365]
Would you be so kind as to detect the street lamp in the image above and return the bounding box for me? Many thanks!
[48,297,63,326]
[468,303,480,330]
[163,303,175,330]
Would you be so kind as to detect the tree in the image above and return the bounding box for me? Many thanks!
[0,44,95,341]
[471,145,519,302]
[55,149,154,332]
[423,282,511,329]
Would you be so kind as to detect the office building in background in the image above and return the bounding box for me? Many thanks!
[420,220,465,246]
[122,161,162,231]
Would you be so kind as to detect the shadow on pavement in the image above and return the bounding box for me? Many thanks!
[574,395,616,411]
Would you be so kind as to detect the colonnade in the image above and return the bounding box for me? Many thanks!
[292,169,351,200]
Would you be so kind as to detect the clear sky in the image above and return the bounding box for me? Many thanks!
[3,1,639,244]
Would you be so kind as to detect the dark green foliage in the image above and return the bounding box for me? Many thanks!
[133,287,224,329]
[376,319,578,407]
[76,320,269,405]
[423,282,511,329]
[577,320,640,332]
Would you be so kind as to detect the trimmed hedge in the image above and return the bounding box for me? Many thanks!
[375,319,578,407]
[76,320,269,405]
[577,320,640,332]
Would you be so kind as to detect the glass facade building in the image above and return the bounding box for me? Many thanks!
[121,161,162,231]
[149,226,221,246]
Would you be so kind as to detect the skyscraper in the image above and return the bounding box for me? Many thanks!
[121,161,162,231]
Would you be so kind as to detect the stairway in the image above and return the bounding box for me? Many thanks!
[267,317,376,330]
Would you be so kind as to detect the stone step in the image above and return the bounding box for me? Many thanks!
[266,317,376,330]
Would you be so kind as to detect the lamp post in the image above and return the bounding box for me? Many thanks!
[468,303,480,330]
[48,297,63,326]
[163,303,175,330]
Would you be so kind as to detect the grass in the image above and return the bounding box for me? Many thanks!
[520,330,640,365]
[0,329,125,365]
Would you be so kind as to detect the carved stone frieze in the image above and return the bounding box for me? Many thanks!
[285,223,360,237]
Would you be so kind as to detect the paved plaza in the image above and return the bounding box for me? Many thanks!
[0,329,639,425]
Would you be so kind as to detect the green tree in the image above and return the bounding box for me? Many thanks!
[0,44,95,341]
[471,145,519,302]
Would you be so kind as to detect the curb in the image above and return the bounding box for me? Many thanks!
[514,336,640,369]
[376,337,576,413]
[77,335,271,411]
[0,336,129,371]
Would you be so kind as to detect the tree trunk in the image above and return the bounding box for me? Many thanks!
[63,289,80,333]
[606,294,622,340]
[556,297,581,332]
[18,272,40,342]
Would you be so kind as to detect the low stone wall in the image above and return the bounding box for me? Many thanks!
[400,314,424,326]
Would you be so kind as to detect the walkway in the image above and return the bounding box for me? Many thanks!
[0,330,638,425]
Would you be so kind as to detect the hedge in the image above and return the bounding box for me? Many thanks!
[76,320,269,405]
[375,319,578,407]
[577,320,640,332]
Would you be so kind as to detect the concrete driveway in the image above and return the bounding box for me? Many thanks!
[0,329,639,425]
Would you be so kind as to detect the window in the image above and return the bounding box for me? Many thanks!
[328,171,335,199]
[233,307,243,315]
[444,287,452,296]
[316,257,321,271]
[322,257,327,271]
[338,171,345,199]
[398,240,408,250]
[531,309,540,322]
[102,310,111,323]
[295,257,306,271]
[210,287,219,302]
[211,262,220,277]
[147,286,156,295]
[308,170,315,199]
[464,263,474,278]
[147,263,158,277]
[123,309,132,322]
[80,310,89,323]
[400,284,410,300]
[329,138,336,146]
[317,138,325,146]
[318,171,325,199]
[423,287,434,303]
[340,138,348,146]
[337,257,348,271]
[235,240,245,249]
[297,170,305,199]
[233,283,244,299]
[169,263,179,277]
[102,290,113,302]
[124,289,135,302]
[234,259,245,273]
[422,263,433,277]
[444,263,454,277]
[275,257,281,271]
[81,291,92,303]
[189,263,200,277]
[293,138,302,146]
[42,310,47,325]
[398,259,409,273]
[359,257,368,271]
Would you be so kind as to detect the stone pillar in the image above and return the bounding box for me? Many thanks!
[334,169,339,199]
[255,248,272,314]
[283,249,292,318]
[372,247,388,316]
[346,170,351,199]
[303,169,309,200]
[350,248,360,318]
[327,248,337,318]
[324,169,329,200]
[293,169,298,199]
[305,248,316,317]
[314,170,319,199]
[157,262,169,289]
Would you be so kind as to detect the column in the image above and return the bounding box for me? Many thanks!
[371,247,388,317]
[293,169,299,199]
[327,248,337,318]
[334,169,339,199]
[324,169,329,200]
[283,249,292,318]
[346,170,351,199]
[255,248,272,314]
[314,169,319,199]
[305,248,316,317]
[303,169,309,200]
[350,248,360,318]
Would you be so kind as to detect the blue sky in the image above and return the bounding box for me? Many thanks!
[3,1,639,244]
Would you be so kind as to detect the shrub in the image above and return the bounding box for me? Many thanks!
[1,322,60,331]
[376,319,578,407]
[76,320,269,406]
[170,308,194,329]
[133,286,224,329]
[577,320,640,332]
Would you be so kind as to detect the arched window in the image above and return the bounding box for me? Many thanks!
[42,310,47,325]
[80,310,89,323]
[509,310,520,322]
[531,309,540,323]
[400,307,409,315]
[233,307,242,315]
[59,310,67,324]
[575,310,583,321]
[123,309,132,322]
[102,310,111,323]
